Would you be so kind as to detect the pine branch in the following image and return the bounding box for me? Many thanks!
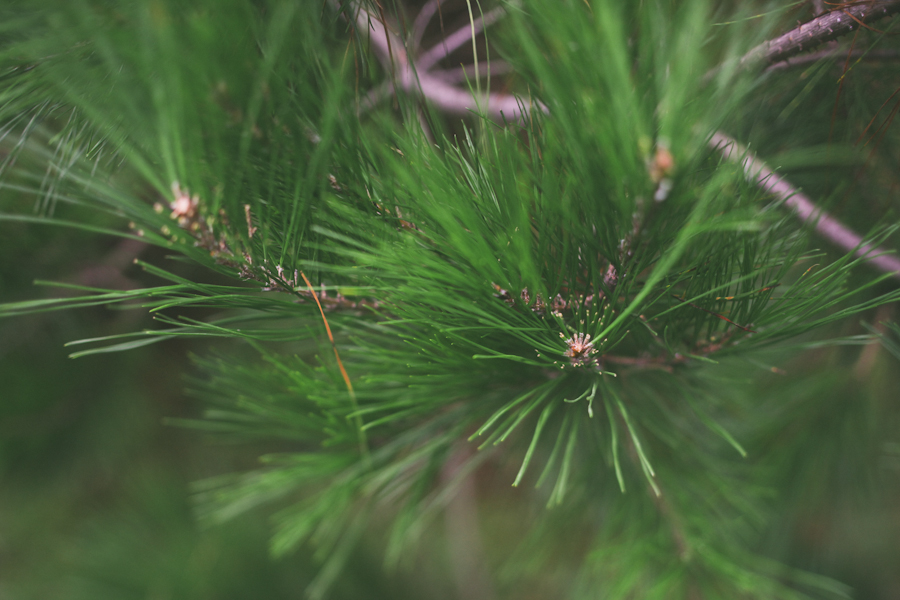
[410,0,442,49]
[4,3,900,596]
[432,60,513,84]
[710,132,900,280]
[342,0,545,121]
[416,4,507,71]
[743,0,900,67]
[353,1,897,285]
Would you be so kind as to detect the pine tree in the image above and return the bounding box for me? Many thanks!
[2,1,900,598]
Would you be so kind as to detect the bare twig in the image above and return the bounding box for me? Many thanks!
[417,5,508,72]
[344,0,543,121]
[358,62,514,116]
[742,0,900,67]
[432,60,513,83]
[711,132,900,280]
[411,0,443,49]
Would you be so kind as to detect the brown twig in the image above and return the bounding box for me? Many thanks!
[339,0,544,122]
[710,132,900,280]
[411,0,443,49]
[416,5,508,71]
[742,0,900,67]
[357,61,514,116]
[432,60,513,84]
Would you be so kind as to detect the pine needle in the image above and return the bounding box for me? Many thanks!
[298,270,369,461]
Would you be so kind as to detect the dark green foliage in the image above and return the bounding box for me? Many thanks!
[2,0,900,598]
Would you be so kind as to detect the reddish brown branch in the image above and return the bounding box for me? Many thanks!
[339,0,544,122]
[711,132,900,280]
[744,0,900,67]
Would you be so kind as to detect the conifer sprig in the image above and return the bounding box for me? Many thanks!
[1,0,899,598]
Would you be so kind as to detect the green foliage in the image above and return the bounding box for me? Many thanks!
[2,0,900,598]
